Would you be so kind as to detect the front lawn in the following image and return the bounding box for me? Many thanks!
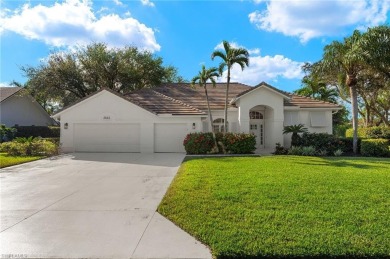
[0,152,43,168]
[158,156,390,258]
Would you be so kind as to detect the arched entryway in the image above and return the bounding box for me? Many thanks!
[249,105,274,149]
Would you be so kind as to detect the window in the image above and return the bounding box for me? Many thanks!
[213,118,228,133]
[284,111,299,126]
[310,112,327,127]
[249,111,264,119]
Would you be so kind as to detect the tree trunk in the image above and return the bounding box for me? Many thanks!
[349,84,359,154]
[224,68,230,134]
[204,85,219,152]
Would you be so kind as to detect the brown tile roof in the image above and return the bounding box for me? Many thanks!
[0,87,22,102]
[125,88,206,115]
[54,82,341,117]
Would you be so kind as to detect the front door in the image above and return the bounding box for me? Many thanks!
[250,121,264,148]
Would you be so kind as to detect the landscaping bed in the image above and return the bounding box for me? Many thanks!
[158,156,390,258]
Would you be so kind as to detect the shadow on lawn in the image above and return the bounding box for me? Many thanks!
[293,157,390,170]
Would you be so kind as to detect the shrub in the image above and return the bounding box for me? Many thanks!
[334,149,343,157]
[0,124,17,142]
[0,138,58,156]
[14,126,60,138]
[346,127,390,139]
[288,146,304,155]
[183,132,256,154]
[273,143,289,155]
[183,132,215,154]
[219,133,256,154]
[361,139,390,157]
[301,146,317,156]
[297,133,360,155]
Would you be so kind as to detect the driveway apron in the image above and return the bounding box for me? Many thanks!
[0,153,211,259]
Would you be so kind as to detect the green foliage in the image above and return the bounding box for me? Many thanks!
[0,138,57,156]
[0,124,17,142]
[334,149,343,156]
[273,143,288,155]
[183,132,256,154]
[0,153,42,168]
[159,156,390,258]
[23,43,183,107]
[218,133,256,154]
[361,139,390,157]
[183,132,215,155]
[345,126,390,139]
[283,124,308,147]
[211,40,249,133]
[14,126,60,138]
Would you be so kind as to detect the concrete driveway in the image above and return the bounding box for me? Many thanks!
[0,153,211,259]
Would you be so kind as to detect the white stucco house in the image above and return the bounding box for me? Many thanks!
[0,87,56,127]
[52,82,341,153]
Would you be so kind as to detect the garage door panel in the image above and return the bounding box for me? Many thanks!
[154,123,187,153]
[74,123,140,153]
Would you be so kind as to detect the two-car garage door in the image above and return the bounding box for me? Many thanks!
[74,123,140,152]
[73,123,187,153]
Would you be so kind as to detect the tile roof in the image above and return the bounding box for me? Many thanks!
[0,87,23,102]
[54,82,341,117]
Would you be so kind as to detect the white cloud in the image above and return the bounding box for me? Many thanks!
[141,0,155,7]
[219,54,304,86]
[0,82,12,87]
[112,0,124,6]
[214,42,260,56]
[249,0,390,43]
[0,0,160,52]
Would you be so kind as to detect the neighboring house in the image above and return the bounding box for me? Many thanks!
[0,87,56,127]
[53,82,341,153]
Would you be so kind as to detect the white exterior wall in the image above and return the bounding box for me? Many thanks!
[0,95,54,126]
[58,91,202,153]
[235,87,285,148]
[283,109,333,147]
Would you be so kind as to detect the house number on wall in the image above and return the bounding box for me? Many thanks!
[103,116,111,120]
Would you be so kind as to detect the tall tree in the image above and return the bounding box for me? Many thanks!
[22,43,183,109]
[295,74,338,103]
[191,65,220,151]
[316,30,365,154]
[211,41,249,133]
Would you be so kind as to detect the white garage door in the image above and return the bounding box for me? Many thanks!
[154,123,187,153]
[74,123,140,152]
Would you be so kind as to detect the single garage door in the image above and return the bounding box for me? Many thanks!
[74,123,140,152]
[154,123,187,153]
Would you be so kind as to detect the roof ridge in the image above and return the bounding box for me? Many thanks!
[152,90,205,114]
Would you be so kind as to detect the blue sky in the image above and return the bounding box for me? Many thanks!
[1,0,389,92]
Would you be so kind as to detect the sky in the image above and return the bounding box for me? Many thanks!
[1,0,389,93]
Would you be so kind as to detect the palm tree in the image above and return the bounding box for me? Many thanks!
[283,124,308,147]
[191,65,220,151]
[211,41,249,133]
[295,75,338,103]
[317,30,365,154]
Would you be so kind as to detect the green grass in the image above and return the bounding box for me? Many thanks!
[158,156,390,258]
[0,152,43,168]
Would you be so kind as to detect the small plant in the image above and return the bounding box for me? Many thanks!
[288,146,304,155]
[317,149,328,156]
[333,149,343,157]
[283,124,308,147]
[0,124,17,142]
[301,146,317,156]
[273,143,288,155]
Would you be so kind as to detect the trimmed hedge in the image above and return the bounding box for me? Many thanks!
[346,127,390,139]
[361,139,390,157]
[183,132,256,154]
[296,132,359,155]
[14,126,60,138]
